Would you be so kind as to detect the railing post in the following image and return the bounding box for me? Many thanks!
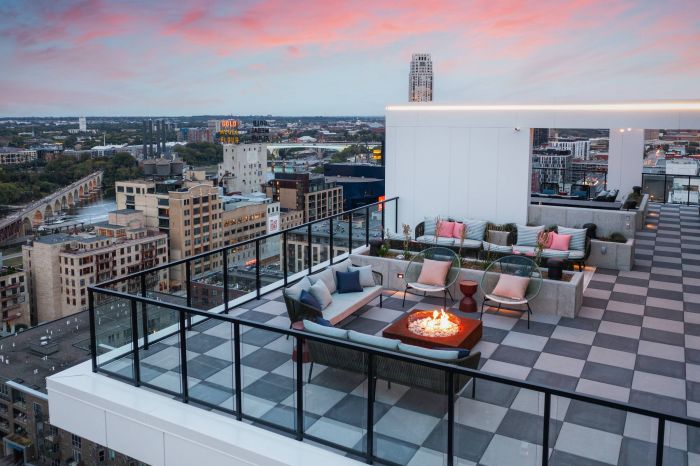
[185,260,192,330]
[365,206,370,246]
[130,299,141,387]
[255,239,261,299]
[542,392,551,466]
[380,202,385,240]
[689,176,692,206]
[140,273,148,351]
[295,335,304,441]
[329,216,334,265]
[223,251,229,312]
[88,289,97,373]
[394,198,398,234]
[307,223,313,274]
[179,309,189,403]
[283,231,288,286]
[366,353,375,464]
[447,371,454,466]
[234,322,242,421]
[656,417,665,465]
[348,213,353,254]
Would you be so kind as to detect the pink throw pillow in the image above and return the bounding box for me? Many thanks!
[437,221,455,238]
[452,222,466,239]
[549,232,572,251]
[492,274,530,300]
[538,231,553,248]
[416,258,451,286]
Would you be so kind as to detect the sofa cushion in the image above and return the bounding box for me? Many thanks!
[541,249,570,259]
[348,330,400,350]
[423,216,444,236]
[455,239,482,249]
[336,270,363,293]
[309,268,337,294]
[512,245,536,255]
[417,258,451,286]
[303,319,348,339]
[299,289,322,311]
[322,285,382,323]
[568,250,585,259]
[398,342,460,360]
[309,280,333,309]
[455,218,487,241]
[516,225,544,247]
[285,276,312,301]
[416,235,455,246]
[483,241,513,253]
[331,258,352,280]
[487,230,510,246]
[437,220,455,238]
[492,274,530,300]
[549,232,572,251]
[349,264,374,287]
[557,226,587,251]
[538,231,554,248]
[452,222,466,239]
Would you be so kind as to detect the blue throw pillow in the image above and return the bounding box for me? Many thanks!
[335,270,363,293]
[315,318,333,327]
[299,289,322,311]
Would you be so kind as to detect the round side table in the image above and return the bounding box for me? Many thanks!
[459,280,479,313]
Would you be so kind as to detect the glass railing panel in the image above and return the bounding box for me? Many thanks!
[239,322,298,432]
[186,318,234,411]
[332,213,351,259]
[309,220,330,270]
[351,209,368,252]
[138,304,184,398]
[93,292,134,382]
[303,340,367,457]
[382,198,398,236]
[189,252,225,312]
[257,233,284,290]
[367,204,384,247]
[286,226,309,276]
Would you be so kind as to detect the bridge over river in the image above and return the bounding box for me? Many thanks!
[0,171,103,243]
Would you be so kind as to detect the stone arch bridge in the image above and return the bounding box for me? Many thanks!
[0,171,103,243]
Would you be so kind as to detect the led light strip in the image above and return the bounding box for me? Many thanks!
[386,102,700,112]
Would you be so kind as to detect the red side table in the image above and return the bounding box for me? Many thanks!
[459,280,479,313]
[291,321,311,363]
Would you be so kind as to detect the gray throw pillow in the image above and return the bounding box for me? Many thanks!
[284,276,312,301]
[309,268,336,294]
[349,265,374,287]
[488,230,510,246]
[309,280,333,309]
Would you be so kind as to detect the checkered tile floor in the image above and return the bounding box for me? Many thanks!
[103,203,700,465]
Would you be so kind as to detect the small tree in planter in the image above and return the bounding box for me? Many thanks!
[401,223,413,260]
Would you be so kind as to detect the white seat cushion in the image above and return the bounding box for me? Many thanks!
[568,250,585,259]
[322,285,382,324]
[512,245,536,255]
[407,282,446,292]
[485,293,528,305]
[483,242,513,253]
[540,249,570,259]
[416,235,455,246]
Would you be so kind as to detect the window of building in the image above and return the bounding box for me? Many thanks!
[71,433,81,448]
[98,449,105,462]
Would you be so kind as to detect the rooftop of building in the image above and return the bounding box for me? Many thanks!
[324,175,383,183]
[111,209,143,215]
[33,233,73,245]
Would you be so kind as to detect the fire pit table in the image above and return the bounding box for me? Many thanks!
[382,309,482,350]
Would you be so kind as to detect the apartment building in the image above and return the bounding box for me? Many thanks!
[22,210,168,322]
[0,148,37,165]
[264,172,343,222]
[218,143,267,194]
[0,267,30,336]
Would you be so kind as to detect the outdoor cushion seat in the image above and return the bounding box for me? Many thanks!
[416,235,456,246]
[321,285,382,324]
[482,241,512,253]
[512,245,536,255]
[484,293,528,305]
[406,282,446,293]
[568,250,585,259]
[540,249,570,259]
[456,239,482,249]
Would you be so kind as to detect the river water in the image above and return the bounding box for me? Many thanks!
[49,196,117,229]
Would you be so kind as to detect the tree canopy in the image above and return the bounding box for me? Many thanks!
[174,142,223,166]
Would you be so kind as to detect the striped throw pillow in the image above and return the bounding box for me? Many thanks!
[423,216,446,236]
[516,225,544,247]
[462,219,487,241]
[557,226,587,251]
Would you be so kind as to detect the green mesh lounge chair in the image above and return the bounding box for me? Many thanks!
[401,247,461,309]
[479,255,543,328]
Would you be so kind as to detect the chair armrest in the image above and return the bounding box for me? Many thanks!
[372,270,383,286]
[415,222,425,238]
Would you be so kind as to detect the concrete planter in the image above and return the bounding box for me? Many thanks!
[351,253,584,318]
[528,194,649,239]
[588,238,635,271]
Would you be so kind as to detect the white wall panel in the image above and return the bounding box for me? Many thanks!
[608,129,644,197]
[467,128,500,221]
[106,411,165,466]
[496,128,531,224]
[447,128,471,218]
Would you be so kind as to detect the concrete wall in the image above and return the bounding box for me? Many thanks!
[608,129,645,197]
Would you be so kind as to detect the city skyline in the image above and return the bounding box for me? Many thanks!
[1,0,699,116]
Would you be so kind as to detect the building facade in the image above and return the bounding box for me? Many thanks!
[0,148,37,165]
[0,267,30,336]
[22,210,168,322]
[218,143,268,194]
[264,173,343,223]
[408,53,433,102]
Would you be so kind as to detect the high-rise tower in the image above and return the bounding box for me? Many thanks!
[408,53,433,102]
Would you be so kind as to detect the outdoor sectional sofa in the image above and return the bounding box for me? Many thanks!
[282,258,383,325]
[302,319,481,396]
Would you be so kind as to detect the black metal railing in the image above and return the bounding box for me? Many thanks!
[88,195,700,466]
[642,172,700,205]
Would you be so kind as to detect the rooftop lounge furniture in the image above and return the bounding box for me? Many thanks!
[302,319,481,396]
[401,247,461,309]
[479,255,543,328]
[412,217,488,257]
[282,259,384,326]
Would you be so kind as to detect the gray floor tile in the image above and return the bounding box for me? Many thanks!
[527,369,579,391]
[592,332,639,353]
[564,399,627,434]
[489,345,540,367]
[542,338,591,360]
[628,390,687,418]
[495,409,563,446]
[424,421,493,462]
[618,437,688,466]
[581,362,634,388]
[635,355,685,379]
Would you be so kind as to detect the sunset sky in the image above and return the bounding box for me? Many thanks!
[1,0,698,116]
